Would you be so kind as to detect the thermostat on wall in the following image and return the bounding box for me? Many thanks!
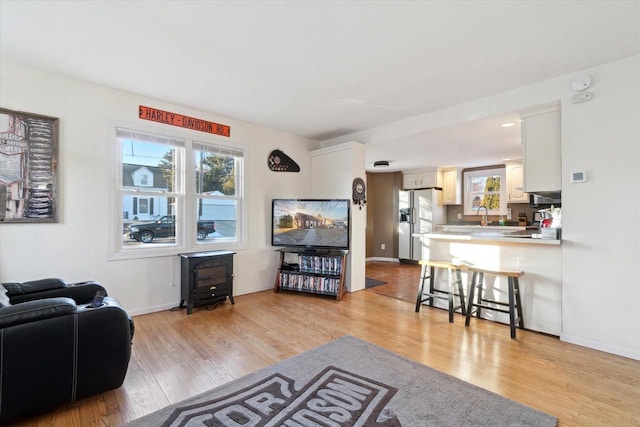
[570,171,587,183]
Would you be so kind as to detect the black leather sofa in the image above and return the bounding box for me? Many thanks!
[0,278,134,424]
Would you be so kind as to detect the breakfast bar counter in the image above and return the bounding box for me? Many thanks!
[421,231,561,245]
[414,231,561,335]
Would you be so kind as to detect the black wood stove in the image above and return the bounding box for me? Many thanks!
[178,250,235,314]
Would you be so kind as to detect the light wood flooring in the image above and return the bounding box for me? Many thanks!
[15,261,640,426]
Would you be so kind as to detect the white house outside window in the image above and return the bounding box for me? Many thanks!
[110,126,245,259]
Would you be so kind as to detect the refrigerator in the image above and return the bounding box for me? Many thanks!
[398,188,444,262]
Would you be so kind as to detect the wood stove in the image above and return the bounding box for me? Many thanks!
[179,250,235,314]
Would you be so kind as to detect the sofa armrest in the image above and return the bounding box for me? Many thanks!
[74,297,134,399]
[0,297,77,329]
[78,297,135,340]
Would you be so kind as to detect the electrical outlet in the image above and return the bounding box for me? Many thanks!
[381,243,386,250]
[457,213,462,220]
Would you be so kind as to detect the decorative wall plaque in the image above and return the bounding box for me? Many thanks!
[0,108,59,223]
[139,105,230,137]
[352,177,367,210]
[268,149,300,172]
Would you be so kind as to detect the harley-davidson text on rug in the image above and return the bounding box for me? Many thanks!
[162,367,398,426]
[125,335,557,426]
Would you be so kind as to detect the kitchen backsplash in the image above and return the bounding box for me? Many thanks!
[445,203,547,227]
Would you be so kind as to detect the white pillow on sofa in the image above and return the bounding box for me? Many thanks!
[0,284,11,307]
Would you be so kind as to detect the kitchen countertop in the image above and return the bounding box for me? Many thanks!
[414,229,562,245]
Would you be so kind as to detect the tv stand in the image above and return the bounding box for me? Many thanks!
[301,247,333,254]
[273,247,348,300]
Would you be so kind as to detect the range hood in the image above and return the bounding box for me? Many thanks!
[529,192,561,208]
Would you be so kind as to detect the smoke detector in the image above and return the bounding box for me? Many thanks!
[571,75,592,91]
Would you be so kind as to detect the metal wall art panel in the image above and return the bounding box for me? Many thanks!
[0,108,59,223]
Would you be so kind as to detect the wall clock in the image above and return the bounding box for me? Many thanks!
[352,177,367,210]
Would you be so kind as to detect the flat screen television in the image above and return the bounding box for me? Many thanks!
[271,199,350,250]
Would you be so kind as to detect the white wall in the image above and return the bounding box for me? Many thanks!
[560,56,640,359]
[325,54,640,360]
[0,62,317,315]
[310,142,367,292]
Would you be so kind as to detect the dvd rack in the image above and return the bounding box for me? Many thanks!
[274,247,348,300]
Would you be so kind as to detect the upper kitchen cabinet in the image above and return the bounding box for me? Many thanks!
[521,104,561,193]
[402,169,440,189]
[505,162,528,203]
[442,167,461,205]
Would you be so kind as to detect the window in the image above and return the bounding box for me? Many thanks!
[110,126,245,259]
[193,142,243,245]
[463,167,507,216]
[138,198,149,214]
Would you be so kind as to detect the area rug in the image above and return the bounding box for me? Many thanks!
[125,335,557,426]
[365,277,387,288]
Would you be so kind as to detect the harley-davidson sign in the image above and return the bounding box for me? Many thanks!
[162,366,400,426]
[139,105,230,137]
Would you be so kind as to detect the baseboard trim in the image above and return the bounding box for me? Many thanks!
[366,257,399,262]
[128,302,177,317]
[560,333,640,361]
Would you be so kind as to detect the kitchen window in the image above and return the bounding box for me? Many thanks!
[109,125,246,259]
[463,166,507,216]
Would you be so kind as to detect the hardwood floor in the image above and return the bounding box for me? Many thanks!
[365,260,420,302]
[16,261,640,426]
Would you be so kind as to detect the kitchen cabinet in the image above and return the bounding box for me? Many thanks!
[402,170,440,189]
[506,163,528,203]
[402,173,419,189]
[442,167,461,205]
[521,106,561,193]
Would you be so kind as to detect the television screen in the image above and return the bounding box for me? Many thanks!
[271,199,350,250]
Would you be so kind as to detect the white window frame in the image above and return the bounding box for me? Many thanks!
[190,141,245,248]
[108,121,248,260]
[463,166,508,216]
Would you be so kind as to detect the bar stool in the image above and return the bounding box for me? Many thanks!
[415,260,467,323]
[465,266,524,339]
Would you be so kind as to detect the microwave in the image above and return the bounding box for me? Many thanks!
[529,193,561,208]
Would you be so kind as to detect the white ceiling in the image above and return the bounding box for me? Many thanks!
[1,1,639,171]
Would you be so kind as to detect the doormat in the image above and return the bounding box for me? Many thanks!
[365,277,387,288]
[124,335,557,426]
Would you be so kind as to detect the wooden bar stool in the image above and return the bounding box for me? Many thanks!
[415,260,467,323]
[465,266,524,339]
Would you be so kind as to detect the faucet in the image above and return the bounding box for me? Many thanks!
[476,206,488,226]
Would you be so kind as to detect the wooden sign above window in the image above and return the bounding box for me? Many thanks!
[138,105,230,137]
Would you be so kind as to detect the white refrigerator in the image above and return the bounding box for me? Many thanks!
[398,188,444,261]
